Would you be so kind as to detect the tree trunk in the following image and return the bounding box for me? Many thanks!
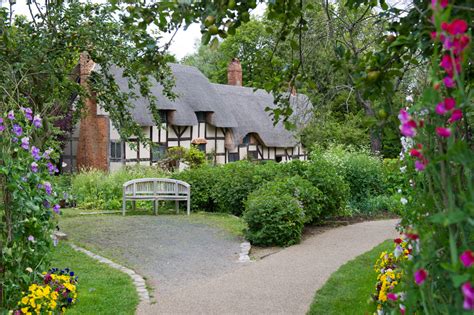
[356,91,382,154]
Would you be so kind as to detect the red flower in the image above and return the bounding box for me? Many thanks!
[444,98,456,110]
[394,238,403,244]
[442,19,468,36]
[406,233,419,240]
[436,127,452,138]
[460,250,474,268]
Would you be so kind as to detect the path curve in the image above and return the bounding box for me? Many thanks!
[138,219,399,315]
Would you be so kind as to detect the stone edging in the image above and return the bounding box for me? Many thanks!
[68,243,150,304]
[238,241,251,262]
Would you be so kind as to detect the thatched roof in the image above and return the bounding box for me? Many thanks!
[102,63,312,148]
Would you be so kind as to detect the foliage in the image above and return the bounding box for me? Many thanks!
[243,187,304,247]
[308,240,392,315]
[50,243,139,314]
[174,165,219,212]
[71,166,166,210]
[374,2,473,314]
[15,268,78,314]
[167,146,206,169]
[357,195,403,216]
[0,108,61,308]
[305,153,350,218]
[211,161,257,216]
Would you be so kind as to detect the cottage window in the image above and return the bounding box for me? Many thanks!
[242,134,250,144]
[228,153,239,162]
[159,110,167,124]
[152,145,167,162]
[196,112,206,123]
[248,151,258,160]
[275,156,283,163]
[110,142,122,160]
[197,144,206,152]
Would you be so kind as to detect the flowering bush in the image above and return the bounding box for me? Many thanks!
[15,268,78,314]
[0,108,61,308]
[374,0,473,313]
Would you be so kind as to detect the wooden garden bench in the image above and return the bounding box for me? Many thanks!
[122,178,191,216]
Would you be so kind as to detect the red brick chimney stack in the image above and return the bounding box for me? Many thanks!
[76,53,110,171]
[227,58,242,86]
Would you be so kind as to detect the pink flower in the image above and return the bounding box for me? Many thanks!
[448,109,463,123]
[431,0,448,9]
[460,250,474,268]
[453,35,470,54]
[436,127,452,138]
[400,123,417,137]
[435,102,447,115]
[444,98,456,110]
[442,19,468,36]
[443,76,455,88]
[400,304,406,315]
[415,160,426,171]
[398,109,410,124]
[462,282,474,310]
[27,235,35,242]
[414,268,428,285]
[387,293,398,301]
[440,54,461,77]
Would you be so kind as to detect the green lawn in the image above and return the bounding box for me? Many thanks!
[50,243,139,315]
[308,240,392,315]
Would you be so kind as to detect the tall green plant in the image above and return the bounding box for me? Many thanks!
[383,1,473,313]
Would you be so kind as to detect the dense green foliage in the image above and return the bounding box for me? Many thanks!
[308,240,392,315]
[174,165,218,212]
[244,188,304,247]
[72,166,166,210]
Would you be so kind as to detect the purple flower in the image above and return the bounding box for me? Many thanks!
[460,250,474,268]
[31,146,41,161]
[0,118,4,132]
[47,162,58,175]
[53,204,61,214]
[43,200,51,208]
[43,148,53,160]
[27,235,35,242]
[21,137,29,150]
[22,107,33,121]
[12,137,18,143]
[44,182,52,195]
[443,76,455,88]
[32,115,42,128]
[7,110,15,120]
[414,268,428,285]
[462,282,474,310]
[31,162,38,173]
[21,177,27,182]
[12,124,22,137]
[415,160,426,172]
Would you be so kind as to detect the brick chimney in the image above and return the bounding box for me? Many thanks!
[227,58,242,86]
[76,53,110,171]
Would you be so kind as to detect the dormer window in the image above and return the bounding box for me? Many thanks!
[159,110,167,124]
[196,112,206,123]
[242,134,250,145]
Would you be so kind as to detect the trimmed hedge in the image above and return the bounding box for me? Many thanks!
[244,185,304,247]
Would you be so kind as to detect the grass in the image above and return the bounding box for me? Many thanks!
[50,242,139,315]
[308,239,392,315]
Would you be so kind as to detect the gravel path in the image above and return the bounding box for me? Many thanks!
[138,219,399,315]
[60,216,243,297]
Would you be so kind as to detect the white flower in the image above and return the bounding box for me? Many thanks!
[397,189,402,194]
[25,267,33,273]
[399,166,407,173]
[406,95,413,102]
[400,197,408,205]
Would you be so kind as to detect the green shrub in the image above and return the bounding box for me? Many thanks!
[382,158,409,194]
[72,166,167,210]
[244,188,304,247]
[184,146,206,169]
[304,156,350,218]
[211,161,257,216]
[342,152,384,203]
[355,194,402,215]
[173,165,218,212]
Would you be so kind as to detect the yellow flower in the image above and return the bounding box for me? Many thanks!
[21,297,29,305]
[21,307,29,314]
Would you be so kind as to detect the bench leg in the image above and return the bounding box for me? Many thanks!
[153,200,158,215]
[187,198,190,216]
[175,200,179,214]
[122,199,126,216]
[133,200,136,212]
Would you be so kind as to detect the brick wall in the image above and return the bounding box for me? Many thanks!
[76,53,110,171]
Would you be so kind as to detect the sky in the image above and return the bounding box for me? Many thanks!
[1,0,266,60]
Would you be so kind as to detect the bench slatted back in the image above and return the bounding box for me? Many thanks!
[124,178,190,197]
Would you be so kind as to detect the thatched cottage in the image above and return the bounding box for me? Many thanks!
[62,57,311,172]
